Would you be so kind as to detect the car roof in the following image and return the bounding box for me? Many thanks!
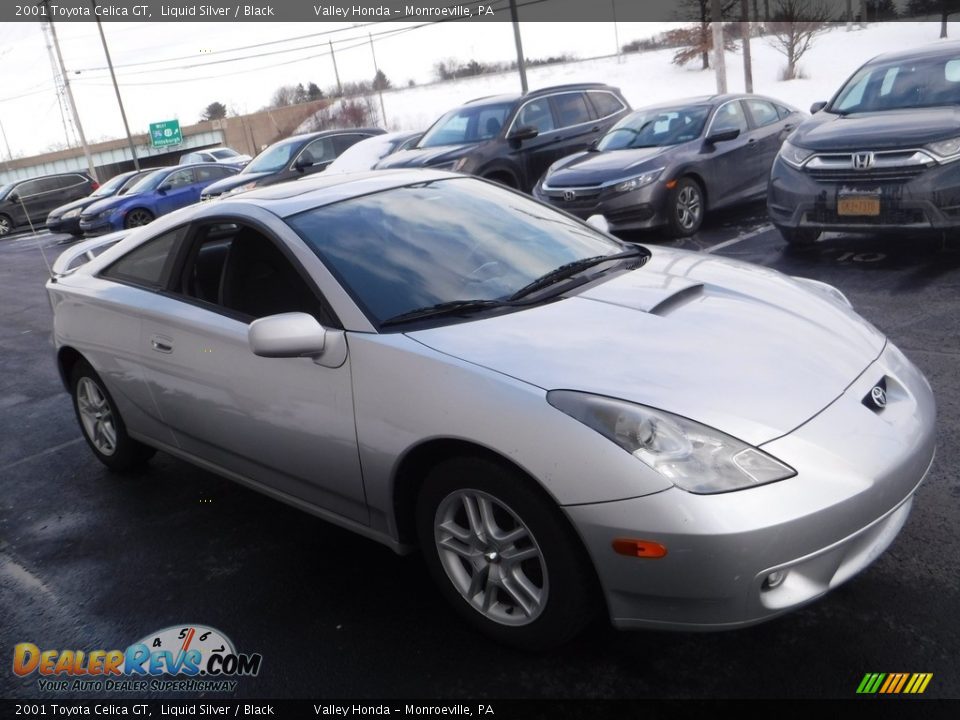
[866,40,960,65]
[216,168,455,218]
[463,83,620,108]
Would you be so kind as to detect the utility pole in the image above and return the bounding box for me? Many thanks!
[44,17,98,182]
[509,0,528,93]
[91,2,140,170]
[368,33,387,127]
[40,22,75,149]
[741,0,753,92]
[711,1,728,94]
[0,118,14,173]
[329,40,343,97]
[612,0,621,63]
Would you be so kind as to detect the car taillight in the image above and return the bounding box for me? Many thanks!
[90,181,100,191]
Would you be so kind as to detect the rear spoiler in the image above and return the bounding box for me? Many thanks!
[50,231,128,278]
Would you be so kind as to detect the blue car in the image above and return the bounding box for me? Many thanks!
[78,164,238,235]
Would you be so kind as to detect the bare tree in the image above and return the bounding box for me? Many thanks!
[669,0,740,69]
[767,0,834,80]
[269,85,298,108]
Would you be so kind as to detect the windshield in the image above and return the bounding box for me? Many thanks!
[90,172,133,198]
[211,148,239,159]
[117,171,152,195]
[418,102,513,148]
[124,169,167,194]
[287,177,628,326]
[243,140,298,173]
[598,106,710,150]
[829,54,960,113]
[0,183,13,200]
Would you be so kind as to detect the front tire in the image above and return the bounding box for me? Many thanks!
[0,213,12,237]
[70,360,155,472]
[666,176,704,237]
[416,456,597,650]
[124,208,154,229]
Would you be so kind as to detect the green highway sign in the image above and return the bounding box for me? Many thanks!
[149,119,182,148]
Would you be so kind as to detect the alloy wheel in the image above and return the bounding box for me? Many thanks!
[434,489,548,626]
[126,209,153,227]
[676,185,702,230]
[76,377,117,456]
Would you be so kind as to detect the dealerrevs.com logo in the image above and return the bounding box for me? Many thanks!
[13,624,262,693]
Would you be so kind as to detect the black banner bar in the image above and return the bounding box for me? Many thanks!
[1,0,941,23]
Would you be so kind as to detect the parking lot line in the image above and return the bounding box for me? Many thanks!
[0,437,83,473]
[704,224,773,254]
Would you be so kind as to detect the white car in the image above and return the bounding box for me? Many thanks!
[47,170,936,649]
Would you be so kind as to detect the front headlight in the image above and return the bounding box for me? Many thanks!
[226,181,258,196]
[925,135,960,162]
[611,168,663,193]
[62,208,80,219]
[778,140,815,168]
[547,391,796,494]
[432,157,470,172]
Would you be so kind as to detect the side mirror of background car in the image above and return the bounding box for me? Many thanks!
[588,138,600,152]
[705,128,741,145]
[810,101,828,114]
[507,126,539,146]
[248,312,327,358]
[294,156,313,172]
[157,183,172,193]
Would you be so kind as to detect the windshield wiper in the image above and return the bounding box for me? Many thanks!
[508,248,647,301]
[381,299,514,327]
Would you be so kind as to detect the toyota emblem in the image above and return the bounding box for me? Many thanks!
[871,385,887,409]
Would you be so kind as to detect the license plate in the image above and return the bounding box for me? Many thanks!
[837,196,880,216]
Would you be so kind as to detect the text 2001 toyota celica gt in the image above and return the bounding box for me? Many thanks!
[47,170,936,649]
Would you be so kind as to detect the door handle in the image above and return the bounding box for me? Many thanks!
[591,126,600,132]
[150,335,174,353]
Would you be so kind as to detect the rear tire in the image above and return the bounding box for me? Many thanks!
[416,456,598,650]
[666,176,704,237]
[775,225,821,246]
[70,359,155,472]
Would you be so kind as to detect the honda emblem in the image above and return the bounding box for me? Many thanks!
[852,152,875,170]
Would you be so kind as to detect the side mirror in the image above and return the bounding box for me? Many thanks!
[294,156,312,172]
[7,192,19,203]
[507,125,539,145]
[705,128,741,144]
[585,215,610,233]
[157,183,172,193]
[810,101,827,114]
[248,312,326,358]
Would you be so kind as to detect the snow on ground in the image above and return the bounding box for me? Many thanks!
[341,22,957,132]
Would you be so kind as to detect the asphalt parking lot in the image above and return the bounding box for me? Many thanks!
[1,203,958,700]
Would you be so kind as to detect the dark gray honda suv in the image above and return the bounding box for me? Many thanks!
[768,42,960,245]
[375,83,630,192]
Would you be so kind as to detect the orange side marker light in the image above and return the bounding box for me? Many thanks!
[612,539,668,559]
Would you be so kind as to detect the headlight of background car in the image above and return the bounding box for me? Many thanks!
[62,208,80,219]
[432,157,470,172]
[778,140,815,168]
[547,391,796,494]
[925,136,960,162]
[611,168,663,194]
[226,181,259,196]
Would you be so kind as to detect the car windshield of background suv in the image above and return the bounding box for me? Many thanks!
[830,55,960,113]
[418,103,514,147]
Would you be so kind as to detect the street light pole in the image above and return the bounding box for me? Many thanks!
[91,1,140,170]
[509,0,528,94]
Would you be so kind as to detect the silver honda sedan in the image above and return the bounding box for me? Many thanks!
[47,170,936,649]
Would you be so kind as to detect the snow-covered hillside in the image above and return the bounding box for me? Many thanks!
[315,22,957,133]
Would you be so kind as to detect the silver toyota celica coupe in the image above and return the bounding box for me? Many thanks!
[47,170,936,649]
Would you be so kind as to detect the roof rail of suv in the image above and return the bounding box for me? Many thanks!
[526,83,610,95]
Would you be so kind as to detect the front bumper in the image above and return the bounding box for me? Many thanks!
[534,181,671,231]
[46,216,82,235]
[79,215,122,237]
[565,341,936,630]
[768,155,960,233]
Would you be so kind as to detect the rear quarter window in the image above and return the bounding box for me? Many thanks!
[588,91,626,118]
[101,227,185,289]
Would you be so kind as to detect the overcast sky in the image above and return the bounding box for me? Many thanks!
[0,20,675,158]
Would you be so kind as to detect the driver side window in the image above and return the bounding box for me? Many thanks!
[176,223,333,326]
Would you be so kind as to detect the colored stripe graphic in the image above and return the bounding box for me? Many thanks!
[857,672,932,694]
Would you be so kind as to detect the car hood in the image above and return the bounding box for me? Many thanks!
[793,107,960,150]
[543,146,677,187]
[408,247,885,447]
[81,194,132,217]
[202,171,274,195]
[49,196,101,218]
[375,144,474,169]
